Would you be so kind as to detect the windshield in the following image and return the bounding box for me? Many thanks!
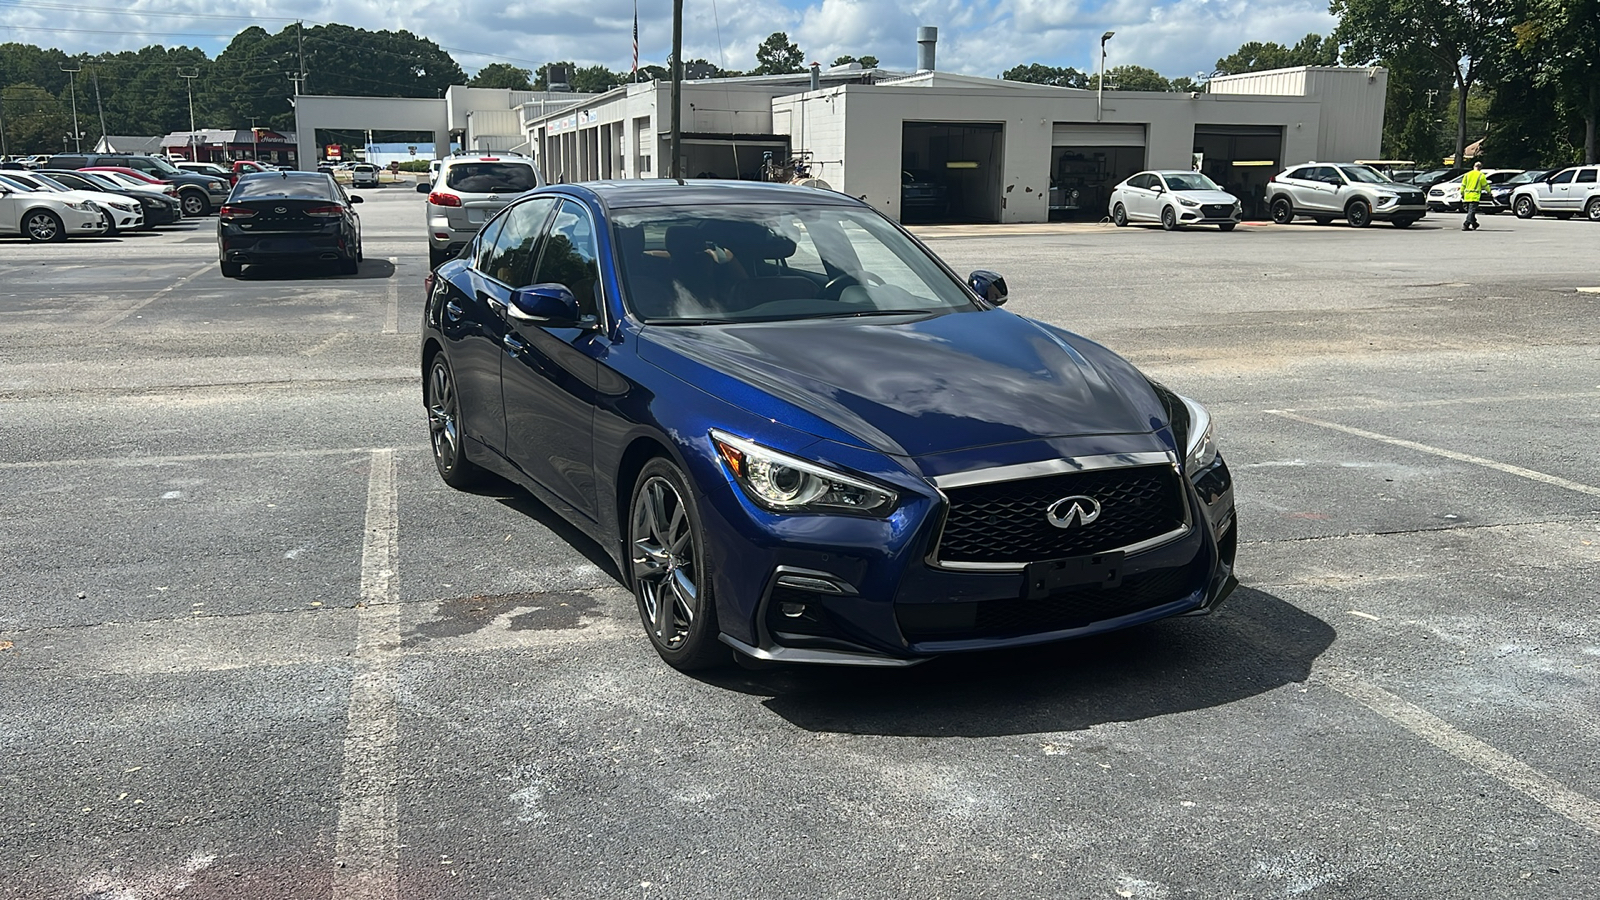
[614,204,978,324]
[145,156,183,175]
[1161,172,1221,192]
[446,162,537,193]
[1337,165,1390,184]
[0,174,38,191]
[1504,170,1547,185]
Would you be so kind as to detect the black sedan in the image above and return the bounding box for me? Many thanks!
[40,169,183,226]
[217,171,363,277]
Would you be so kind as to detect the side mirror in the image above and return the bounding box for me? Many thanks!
[349,195,363,204]
[507,283,581,327]
[968,270,1008,306]
[415,182,430,194]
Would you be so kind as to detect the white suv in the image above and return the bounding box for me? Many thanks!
[1510,165,1600,221]
[1267,162,1427,228]
[419,153,543,268]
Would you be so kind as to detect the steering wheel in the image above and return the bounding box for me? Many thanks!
[824,271,884,302]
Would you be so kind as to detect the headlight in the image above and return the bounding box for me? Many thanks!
[1178,196,1199,207]
[710,430,897,517]
[66,200,94,212]
[111,201,136,211]
[207,183,228,193]
[140,197,159,208]
[1179,396,1218,471]
[1377,194,1399,206]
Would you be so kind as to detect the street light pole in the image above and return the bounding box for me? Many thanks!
[178,68,199,160]
[60,64,82,151]
[1097,31,1113,123]
[91,66,107,145]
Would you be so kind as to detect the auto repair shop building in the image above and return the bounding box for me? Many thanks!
[522,60,1387,224]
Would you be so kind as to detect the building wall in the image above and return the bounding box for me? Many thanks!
[1209,66,1387,162]
[293,96,451,168]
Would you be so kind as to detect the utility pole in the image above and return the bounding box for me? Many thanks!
[297,21,306,95]
[91,65,107,145]
[669,0,682,179]
[178,67,199,161]
[60,64,82,151]
[249,116,259,161]
[0,88,8,157]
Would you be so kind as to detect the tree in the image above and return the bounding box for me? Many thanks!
[1334,0,1507,170]
[0,83,71,153]
[1001,63,1088,88]
[831,54,879,68]
[570,64,624,93]
[469,63,534,90]
[1512,0,1599,162]
[1088,65,1172,92]
[1214,33,1339,74]
[753,32,804,75]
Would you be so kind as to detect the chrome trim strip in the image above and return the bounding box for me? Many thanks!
[720,634,925,668]
[926,459,1195,572]
[928,451,1178,490]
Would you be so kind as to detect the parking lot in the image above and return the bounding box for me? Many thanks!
[2,188,1597,898]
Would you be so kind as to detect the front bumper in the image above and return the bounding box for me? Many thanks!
[705,445,1238,666]
[1372,203,1428,221]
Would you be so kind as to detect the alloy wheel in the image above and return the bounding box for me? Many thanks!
[426,360,461,475]
[25,211,60,241]
[1587,199,1600,222]
[1515,196,1534,219]
[182,193,206,217]
[631,475,699,650]
[1347,201,1371,228]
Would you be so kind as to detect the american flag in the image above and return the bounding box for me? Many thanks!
[632,2,639,80]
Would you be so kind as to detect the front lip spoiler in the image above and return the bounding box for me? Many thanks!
[719,634,926,667]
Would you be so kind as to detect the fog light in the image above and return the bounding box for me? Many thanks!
[780,602,807,618]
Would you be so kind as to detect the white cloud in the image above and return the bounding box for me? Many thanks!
[10,0,1335,82]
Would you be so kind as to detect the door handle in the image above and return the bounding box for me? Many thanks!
[444,301,464,321]
[502,333,528,355]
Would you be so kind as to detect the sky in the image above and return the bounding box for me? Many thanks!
[0,0,1338,83]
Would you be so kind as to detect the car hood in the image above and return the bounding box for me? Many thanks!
[1173,190,1238,204]
[639,309,1160,458]
[50,189,133,207]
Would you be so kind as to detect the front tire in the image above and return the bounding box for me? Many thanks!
[1160,206,1178,231]
[628,458,727,671]
[1514,196,1535,219]
[1271,197,1295,224]
[1112,203,1128,227]
[1346,199,1372,228]
[96,206,120,237]
[180,190,209,217]
[426,355,486,489]
[23,209,65,242]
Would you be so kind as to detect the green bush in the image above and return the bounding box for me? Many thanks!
[395,159,433,172]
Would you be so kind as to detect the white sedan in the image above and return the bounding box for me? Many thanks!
[0,170,143,234]
[1109,170,1242,231]
[1426,169,1522,211]
[0,176,108,241]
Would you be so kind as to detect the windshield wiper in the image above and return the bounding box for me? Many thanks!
[645,317,741,325]
[803,309,939,320]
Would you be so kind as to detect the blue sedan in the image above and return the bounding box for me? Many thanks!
[421,181,1237,670]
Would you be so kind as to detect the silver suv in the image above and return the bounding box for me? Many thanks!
[1267,162,1427,228]
[419,153,543,268]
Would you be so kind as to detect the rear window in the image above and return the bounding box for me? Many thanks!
[446,162,536,193]
[232,175,336,200]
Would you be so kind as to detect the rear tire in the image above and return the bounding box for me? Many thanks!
[429,246,450,269]
[1587,198,1600,222]
[628,458,728,671]
[219,261,242,278]
[1218,223,1236,232]
[338,255,360,276]
[1112,203,1128,227]
[22,209,65,242]
[180,190,208,217]
[1271,197,1295,224]
[426,355,487,489]
[1160,206,1178,231]
[1346,199,1372,228]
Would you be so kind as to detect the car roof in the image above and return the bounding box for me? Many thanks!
[565,179,864,210]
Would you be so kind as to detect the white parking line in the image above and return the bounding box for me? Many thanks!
[332,449,401,900]
[1321,670,1600,835]
[383,258,399,334]
[1266,409,1600,498]
[99,261,213,328]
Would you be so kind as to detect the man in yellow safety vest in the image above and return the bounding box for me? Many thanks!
[1461,161,1490,231]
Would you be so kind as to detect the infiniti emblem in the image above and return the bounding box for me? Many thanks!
[1046,495,1102,529]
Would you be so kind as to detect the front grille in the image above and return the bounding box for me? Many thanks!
[1399,192,1423,204]
[936,465,1186,565]
[1201,204,1234,217]
[898,565,1197,641]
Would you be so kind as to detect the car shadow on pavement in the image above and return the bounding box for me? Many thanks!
[237,258,397,280]
[487,483,623,583]
[699,586,1334,738]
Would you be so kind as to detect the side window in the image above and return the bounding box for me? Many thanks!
[1575,168,1597,184]
[1133,173,1155,190]
[1311,166,1338,184]
[1552,169,1575,184]
[1287,167,1313,180]
[481,197,558,286]
[474,215,508,272]
[531,199,602,319]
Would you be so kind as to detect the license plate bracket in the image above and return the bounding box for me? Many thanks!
[1023,551,1125,599]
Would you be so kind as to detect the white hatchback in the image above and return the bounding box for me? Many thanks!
[1109,170,1242,231]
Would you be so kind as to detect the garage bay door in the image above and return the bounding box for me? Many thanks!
[1051,124,1146,147]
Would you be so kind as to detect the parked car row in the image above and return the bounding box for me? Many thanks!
[0,167,186,241]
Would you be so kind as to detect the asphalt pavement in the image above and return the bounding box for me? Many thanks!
[1,188,1597,899]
